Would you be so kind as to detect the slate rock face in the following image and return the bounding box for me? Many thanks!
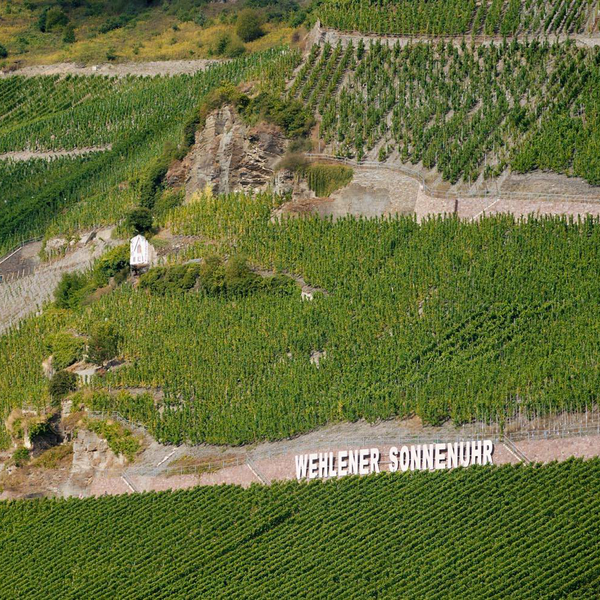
[167,105,285,198]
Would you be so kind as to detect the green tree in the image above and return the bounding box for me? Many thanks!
[0,44,7,59]
[88,323,120,366]
[125,207,153,235]
[236,9,264,43]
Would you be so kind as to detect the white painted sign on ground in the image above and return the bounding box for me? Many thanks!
[295,440,494,480]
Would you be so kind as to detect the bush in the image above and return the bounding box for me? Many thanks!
[139,255,297,298]
[236,9,265,42]
[92,245,130,287]
[49,370,78,403]
[88,323,120,366]
[46,332,85,371]
[12,447,30,467]
[140,263,201,295]
[226,39,246,58]
[125,207,153,235]
[45,7,69,31]
[54,272,88,310]
[37,7,48,32]
[135,143,178,209]
[63,24,76,44]
[213,32,231,56]
[99,15,130,34]
[0,45,8,59]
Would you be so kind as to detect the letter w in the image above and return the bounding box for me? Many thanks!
[295,455,309,480]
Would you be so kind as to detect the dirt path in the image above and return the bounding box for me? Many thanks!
[0,147,112,161]
[0,59,223,79]
[310,23,600,49]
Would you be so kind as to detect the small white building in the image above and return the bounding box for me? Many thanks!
[130,235,150,269]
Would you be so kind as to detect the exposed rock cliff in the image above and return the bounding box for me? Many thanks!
[166,105,286,198]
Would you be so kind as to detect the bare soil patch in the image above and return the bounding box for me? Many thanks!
[0,60,221,79]
[0,147,111,161]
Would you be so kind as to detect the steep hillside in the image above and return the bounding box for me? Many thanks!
[0,48,299,254]
[0,0,303,67]
[292,39,600,189]
[2,190,600,447]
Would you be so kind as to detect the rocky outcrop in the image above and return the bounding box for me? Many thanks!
[72,429,125,473]
[167,105,286,198]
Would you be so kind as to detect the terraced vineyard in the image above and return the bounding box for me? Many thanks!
[0,460,599,598]
[292,39,600,185]
[0,48,299,255]
[316,0,598,36]
[2,191,600,446]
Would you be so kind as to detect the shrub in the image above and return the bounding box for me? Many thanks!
[45,7,69,31]
[0,45,7,59]
[276,153,309,172]
[99,15,131,34]
[37,7,48,32]
[92,245,130,287]
[63,24,76,44]
[49,370,78,403]
[12,447,30,467]
[125,207,153,235]
[213,32,231,56]
[236,9,265,42]
[135,143,178,209]
[139,255,296,298]
[140,263,201,295]
[88,323,120,366]
[54,272,88,310]
[226,39,246,58]
[46,332,85,371]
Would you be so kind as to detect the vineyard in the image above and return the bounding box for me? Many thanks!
[0,460,599,597]
[2,191,600,446]
[316,0,599,36]
[291,39,600,186]
[0,48,299,255]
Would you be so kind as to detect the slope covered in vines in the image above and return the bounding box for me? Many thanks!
[0,48,299,255]
[1,460,599,598]
[316,0,598,36]
[293,39,600,186]
[2,192,600,446]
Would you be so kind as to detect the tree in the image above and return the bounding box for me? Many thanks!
[45,7,69,32]
[0,45,7,59]
[125,207,153,235]
[236,9,264,43]
[49,370,78,404]
[88,323,120,366]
